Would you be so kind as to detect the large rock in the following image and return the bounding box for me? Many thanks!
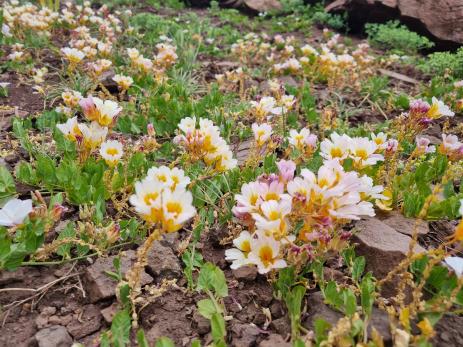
[243,0,281,12]
[353,217,425,279]
[353,217,426,297]
[83,250,153,302]
[376,210,429,237]
[35,325,73,347]
[326,0,463,48]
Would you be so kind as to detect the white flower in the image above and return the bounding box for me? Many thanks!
[0,198,33,227]
[371,132,388,149]
[349,137,384,167]
[459,198,463,216]
[147,166,191,191]
[320,132,351,160]
[444,256,463,277]
[99,140,123,166]
[2,24,12,38]
[301,44,318,56]
[7,51,23,61]
[56,116,81,141]
[247,231,287,274]
[161,187,196,232]
[61,47,85,64]
[78,121,108,150]
[441,134,462,151]
[252,123,272,146]
[288,128,317,151]
[112,74,133,90]
[225,230,252,269]
[428,97,454,118]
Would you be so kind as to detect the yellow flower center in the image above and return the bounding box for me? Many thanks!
[355,149,368,160]
[144,192,159,205]
[258,245,274,267]
[106,148,119,156]
[268,211,280,220]
[330,147,343,158]
[249,194,258,205]
[166,201,182,215]
[265,192,279,201]
[240,240,251,253]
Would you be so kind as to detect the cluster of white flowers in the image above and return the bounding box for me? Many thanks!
[130,166,196,232]
[174,117,237,172]
[227,157,386,274]
[250,95,295,120]
[320,132,388,168]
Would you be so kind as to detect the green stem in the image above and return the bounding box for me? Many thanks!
[21,241,133,266]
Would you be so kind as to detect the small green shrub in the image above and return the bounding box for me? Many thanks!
[365,20,434,54]
[419,48,463,78]
[312,10,347,31]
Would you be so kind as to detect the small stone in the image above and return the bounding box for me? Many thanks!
[231,323,260,347]
[258,334,291,347]
[440,332,450,342]
[66,304,102,339]
[35,325,72,347]
[146,240,182,280]
[35,314,49,329]
[271,316,291,337]
[193,311,210,335]
[101,303,119,324]
[40,306,57,316]
[83,250,153,302]
[232,266,258,281]
[270,301,285,319]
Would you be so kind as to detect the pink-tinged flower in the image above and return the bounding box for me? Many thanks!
[441,134,463,152]
[415,137,435,154]
[277,159,296,183]
[79,96,98,121]
[409,99,430,114]
[385,139,399,153]
[51,204,66,222]
[147,123,156,137]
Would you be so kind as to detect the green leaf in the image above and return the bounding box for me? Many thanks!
[197,298,218,319]
[136,329,150,347]
[323,281,343,310]
[155,337,175,347]
[210,312,226,344]
[360,275,375,316]
[197,262,228,297]
[100,332,111,347]
[111,309,132,347]
[190,339,202,347]
[352,256,365,282]
[343,289,357,316]
[0,166,16,202]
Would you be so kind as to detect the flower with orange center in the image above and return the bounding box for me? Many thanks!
[247,231,287,274]
[99,140,123,167]
[225,231,253,269]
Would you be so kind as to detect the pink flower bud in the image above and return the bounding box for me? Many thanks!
[277,159,296,183]
[147,123,155,137]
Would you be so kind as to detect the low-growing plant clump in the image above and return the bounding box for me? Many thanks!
[0,1,463,347]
